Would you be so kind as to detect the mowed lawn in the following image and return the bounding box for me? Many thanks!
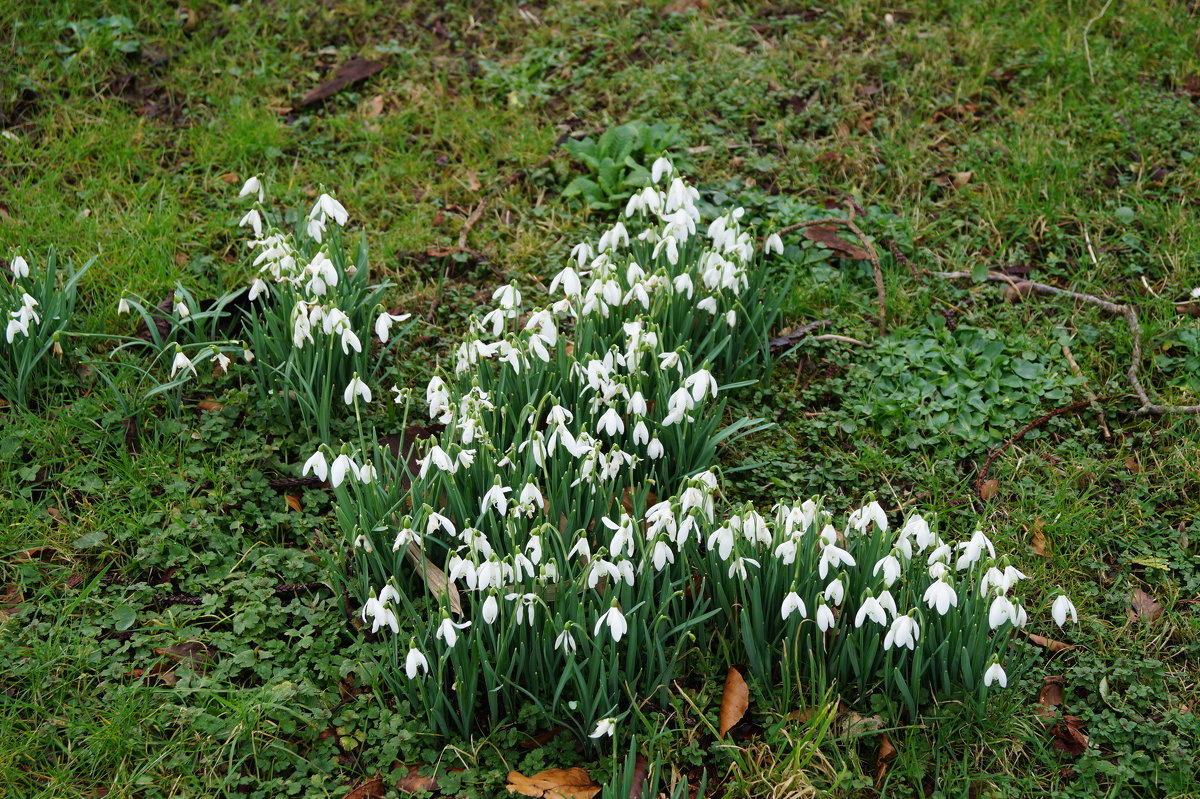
[1,1,1198,797]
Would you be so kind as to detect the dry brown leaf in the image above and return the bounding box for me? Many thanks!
[718,666,750,737]
[873,732,897,789]
[364,95,385,118]
[285,494,302,513]
[464,171,482,192]
[0,584,25,617]
[1130,588,1163,623]
[219,172,240,185]
[154,641,215,667]
[1124,456,1140,474]
[978,478,999,500]
[1030,519,1049,556]
[628,755,649,799]
[1037,675,1065,718]
[396,766,439,794]
[855,112,875,134]
[346,776,386,799]
[803,225,870,261]
[300,59,386,107]
[197,399,223,412]
[663,0,707,12]
[506,767,601,799]
[952,171,973,189]
[1050,715,1088,756]
[1023,631,1075,654]
[840,710,884,737]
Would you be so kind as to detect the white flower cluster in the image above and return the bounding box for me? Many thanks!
[315,163,1074,736]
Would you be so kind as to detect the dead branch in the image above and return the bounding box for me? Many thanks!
[1061,343,1111,439]
[976,396,1114,498]
[931,270,1200,416]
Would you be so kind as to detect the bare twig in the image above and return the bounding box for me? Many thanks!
[930,269,1200,415]
[811,334,869,346]
[1083,0,1116,85]
[976,396,1114,498]
[1062,343,1112,439]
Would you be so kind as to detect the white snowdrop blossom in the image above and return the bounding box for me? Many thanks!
[983,660,1008,688]
[343,375,372,404]
[883,614,920,651]
[404,647,429,680]
[1052,595,1078,628]
[590,717,616,739]
[595,604,628,643]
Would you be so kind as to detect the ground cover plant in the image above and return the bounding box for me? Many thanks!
[2,1,1199,798]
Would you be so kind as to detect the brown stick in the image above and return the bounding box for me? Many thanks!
[975,396,1114,498]
[931,270,1200,416]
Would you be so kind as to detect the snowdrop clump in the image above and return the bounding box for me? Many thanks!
[233,178,410,440]
[1,251,90,405]
[312,162,1076,739]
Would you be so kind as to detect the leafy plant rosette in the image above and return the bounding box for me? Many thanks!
[305,162,1079,743]
[562,121,687,211]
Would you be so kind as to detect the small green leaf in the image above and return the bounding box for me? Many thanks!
[73,531,108,549]
[113,604,137,631]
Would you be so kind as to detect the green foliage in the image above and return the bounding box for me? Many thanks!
[836,321,1081,456]
[562,121,685,210]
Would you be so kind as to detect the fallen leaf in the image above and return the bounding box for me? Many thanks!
[1124,456,1140,474]
[396,766,439,794]
[1037,675,1066,718]
[285,493,302,512]
[197,399,223,412]
[718,666,749,737]
[803,225,870,261]
[506,767,601,799]
[663,0,707,13]
[300,59,386,107]
[464,171,482,192]
[839,710,884,737]
[1022,631,1075,654]
[219,172,240,185]
[364,95,385,118]
[1031,519,1049,556]
[873,732,897,789]
[346,776,386,799]
[978,478,999,500]
[1130,588,1163,623]
[154,641,215,667]
[0,584,24,617]
[1050,715,1088,756]
[628,755,649,799]
[855,111,875,134]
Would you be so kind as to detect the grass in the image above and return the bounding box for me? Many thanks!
[2,0,1199,796]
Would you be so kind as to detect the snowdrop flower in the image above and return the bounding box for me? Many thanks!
[302,451,328,481]
[356,462,376,484]
[781,592,807,620]
[170,348,196,379]
[956,530,995,571]
[248,278,270,302]
[239,209,263,237]
[923,579,957,615]
[727,556,758,580]
[361,597,398,634]
[343,374,371,404]
[848,501,888,533]
[404,647,429,680]
[595,603,628,643]
[685,369,718,402]
[1052,595,1078,628]
[173,291,190,319]
[339,327,362,355]
[651,156,673,184]
[902,514,935,551]
[988,594,1018,629]
[818,542,856,579]
[816,601,836,633]
[554,626,577,654]
[855,594,889,627]
[311,193,349,226]
[493,283,521,310]
[983,660,1007,688]
[375,312,411,343]
[435,616,471,649]
[306,215,326,243]
[647,438,664,459]
[590,717,616,739]
[330,453,359,488]
[597,407,624,437]
[391,527,420,551]
[825,577,845,606]
[238,176,264,203]
[1192,286,1200,299]
[774,538,798,565]
[480,482,512,516]
[764,233,784,255]
[118,297,131,314]
[10,255,29,279]
[651,540,675,571]
[884,614,920,651]
[873,553,902,588]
